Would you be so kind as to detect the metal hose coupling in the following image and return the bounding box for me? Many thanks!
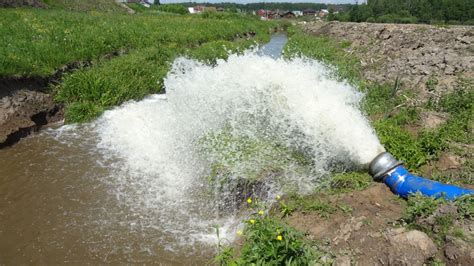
[369,152,473,200]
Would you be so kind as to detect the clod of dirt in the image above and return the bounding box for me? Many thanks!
[444,236,474,264]
[436,153,463,171]
[334,255,351,266]
[0,90,63,148]
[386,228,438,265]
[420,111,449,129]
[333,216,366,245]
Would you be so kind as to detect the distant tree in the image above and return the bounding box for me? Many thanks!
[358,0,472,24]
[410,0,432,23]
[350,3,373,22]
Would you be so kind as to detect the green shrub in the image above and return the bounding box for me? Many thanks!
[366,17,376,23]
[375,119,428,171]
[217,198,322,265]
[438,81,473,115]
[157,4,189,15]
[237,216,316,265]
[403,194,445,224]
[463,20,474,25]
[455,195,474,219]
[376,14,418,24]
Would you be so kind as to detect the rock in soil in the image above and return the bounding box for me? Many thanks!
[436,153,463,171]
[386,228,438,265]
[421,111,449,129]
[444,236,474,265]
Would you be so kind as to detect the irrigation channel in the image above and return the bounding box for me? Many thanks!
[0,33,385,264]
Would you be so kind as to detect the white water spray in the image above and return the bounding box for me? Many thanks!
[94,52,384,250]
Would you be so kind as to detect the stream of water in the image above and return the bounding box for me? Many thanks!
[0,34,384,264]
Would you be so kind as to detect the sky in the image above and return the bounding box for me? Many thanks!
[161,0,355,4]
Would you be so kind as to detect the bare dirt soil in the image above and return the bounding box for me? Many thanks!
[286,184,473,265]
[301,21,473,100]
[0,88,62,148]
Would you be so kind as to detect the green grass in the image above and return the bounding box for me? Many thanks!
[0,8,275,122]
[43,0,127,13]
[324,172,373,194]
[279,194,337,218]
[0,9,271,78]
[215,197,329,265]
[127,3,189,15]
[55,46,174,122]
[283,27,360,84]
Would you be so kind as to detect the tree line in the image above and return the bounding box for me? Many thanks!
[150,2,338,15]
[330,0,474,25]
[172,2,351,12]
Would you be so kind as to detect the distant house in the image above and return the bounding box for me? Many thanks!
[194,5,205,13]
[302,8,317,16]
[292,10,303,17]
[121,0,151,6]
[188,5,216,14]
[319,9,329,17]
[267,10,279,19]
[281,11,296,19]
[216,7,225,12]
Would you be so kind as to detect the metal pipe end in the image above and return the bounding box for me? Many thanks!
[369,152,403,181]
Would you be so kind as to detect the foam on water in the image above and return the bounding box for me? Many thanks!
[93,52,384,250]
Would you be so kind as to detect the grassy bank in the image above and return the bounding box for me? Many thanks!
[0,9,270,77]
[43,0,127,13]
[1,8,275,122]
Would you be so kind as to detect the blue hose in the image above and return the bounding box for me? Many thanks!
[383,165,474,200]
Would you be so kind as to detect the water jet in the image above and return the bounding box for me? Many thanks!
[369,152,473,200]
